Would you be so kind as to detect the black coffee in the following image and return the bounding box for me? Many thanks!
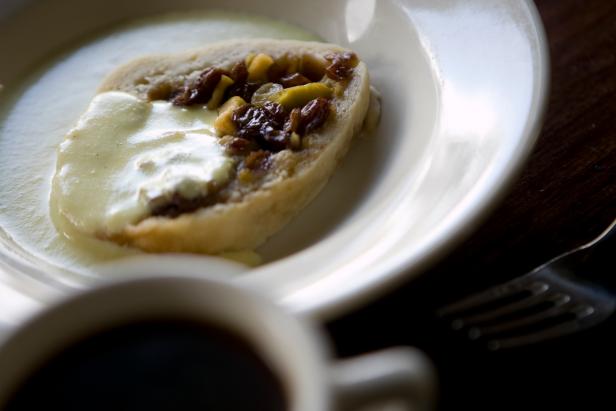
[4,319,287,411]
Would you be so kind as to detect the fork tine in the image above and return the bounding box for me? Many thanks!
[468,299,573,339]
[436,276,536,317]
[485,303,603,350]
[451,287,558,329]
[486,321,582,350]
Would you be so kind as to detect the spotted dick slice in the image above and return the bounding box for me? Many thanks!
[99,39,371,253]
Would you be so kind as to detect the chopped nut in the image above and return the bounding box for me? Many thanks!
[273,82,332,109]
[300,54,327,81]
[214,96,246,136]
[238,168,254,184]
[207,75,234,110]
[219,96,247,114]
[285,54,300,74]
[247,53,275,82]
[244,53,256,67]
[290,132,301,150]
[334,82,347,97]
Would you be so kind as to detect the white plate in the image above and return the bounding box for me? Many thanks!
[0,0,549,323]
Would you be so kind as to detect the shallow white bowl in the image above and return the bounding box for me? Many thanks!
[0,0,548,322]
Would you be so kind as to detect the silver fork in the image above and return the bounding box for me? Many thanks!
[437,219,616,350]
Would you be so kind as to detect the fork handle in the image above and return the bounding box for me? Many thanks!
[571,219,616,291]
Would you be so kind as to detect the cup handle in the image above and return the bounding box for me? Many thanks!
[331,347,436,411]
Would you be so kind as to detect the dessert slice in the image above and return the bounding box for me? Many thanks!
[51,39,372,254]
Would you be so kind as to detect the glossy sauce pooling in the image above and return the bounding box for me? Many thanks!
[4,319,287,411]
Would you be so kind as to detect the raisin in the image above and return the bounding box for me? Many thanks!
[262,129,291,152]
[232,102,287,151]
[324,52,358,81]
[230,61,248,83]
[172,67,226,106]
[279,73,311,88]
[224,61,260,102]
[226,81,261,102]
[233,105,272,140]
[299,97,330,135]
[261,101,287,125]
[170,86,192,106]
[284,108,301,133]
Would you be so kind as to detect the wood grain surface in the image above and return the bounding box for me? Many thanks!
[327,1,616,409]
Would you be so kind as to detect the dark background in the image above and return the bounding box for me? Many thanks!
[327,1,616,409]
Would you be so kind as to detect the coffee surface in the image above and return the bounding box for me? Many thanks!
[4,319,287,411]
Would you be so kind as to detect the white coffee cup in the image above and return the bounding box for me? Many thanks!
[0,267,436,410]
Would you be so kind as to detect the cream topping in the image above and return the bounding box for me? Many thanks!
[52,91,233,236]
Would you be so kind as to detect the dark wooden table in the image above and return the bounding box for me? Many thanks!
[327,1,616,409]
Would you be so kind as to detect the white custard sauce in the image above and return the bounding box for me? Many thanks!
[53,92,232,236]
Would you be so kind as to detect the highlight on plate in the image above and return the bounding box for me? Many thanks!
[51,39,378,255]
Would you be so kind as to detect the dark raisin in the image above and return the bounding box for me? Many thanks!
[299,97,330,135]
[231,104,253,124]
[170,87,188,105]
[233,105,271,140]
[261,101,287,126]
[244,150,271,170]
[172,67,225,106]
[232,102,287,145]
[261,129,290,152]
[284,108,301,133]
[224,61,260,102]
[230,61,248,83]
[225,81,261,102]
[324,52,358,81]
[279,73,311,88]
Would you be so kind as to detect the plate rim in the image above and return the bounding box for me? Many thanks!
[0,0,551,322]
[281,0,551,319]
